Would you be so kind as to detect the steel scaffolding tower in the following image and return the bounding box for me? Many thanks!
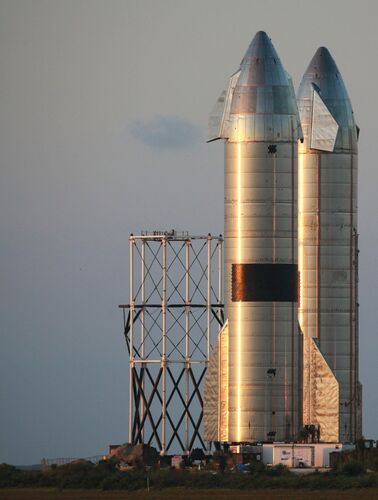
[119,230,223,455]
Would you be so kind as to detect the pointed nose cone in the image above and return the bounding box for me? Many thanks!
[241,30,278,63]
[297,47,357,152]
[227,31,302,143]
[237,31,284,86]
[298,46,347,100]
[307,47,339,78]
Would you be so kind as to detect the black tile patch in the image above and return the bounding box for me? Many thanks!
[232,263,298,302]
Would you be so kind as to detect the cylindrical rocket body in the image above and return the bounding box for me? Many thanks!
[224,32,303,443]
[297,48,361,442]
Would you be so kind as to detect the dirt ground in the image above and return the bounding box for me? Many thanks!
[1,489,378,500]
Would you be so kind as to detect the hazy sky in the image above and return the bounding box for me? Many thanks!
[1,0,377,465]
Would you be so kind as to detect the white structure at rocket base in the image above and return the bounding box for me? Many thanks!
[204,31,303,443]
[297,47,362,443]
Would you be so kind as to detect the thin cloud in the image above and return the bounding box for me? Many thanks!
[130,115,201,150]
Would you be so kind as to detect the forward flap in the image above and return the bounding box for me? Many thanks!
[207,70,240,142]
[310,87,339,151]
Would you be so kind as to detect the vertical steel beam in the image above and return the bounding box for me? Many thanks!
[185,239,190,453]
[141,239,145,441]
[354,229,360,438]
[207,234,211,361]
[161,238,167,455]
[218,236,223,328]
[129,235,134,444]
[217,236,223,442]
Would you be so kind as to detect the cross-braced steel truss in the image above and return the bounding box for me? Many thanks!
[119,230,223,455]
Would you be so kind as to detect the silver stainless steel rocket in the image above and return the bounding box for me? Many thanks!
[204,31,303,443]
[297,47,362,443]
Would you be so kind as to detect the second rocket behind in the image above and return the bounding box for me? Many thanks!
[297,47,362,443]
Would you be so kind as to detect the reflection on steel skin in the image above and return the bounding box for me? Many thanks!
[206,31,303,443]
[237,142,242,442]
[297,47,362,443]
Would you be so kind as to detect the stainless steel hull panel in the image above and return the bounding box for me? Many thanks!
[225,142,300,442]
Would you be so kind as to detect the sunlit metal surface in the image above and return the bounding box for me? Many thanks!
[219,321,229,441]
[303,336,339,442]
[203,326,220,441]
[207,31,303,443]
[203,321,229,442]
[297,47,362,442]
[310,89,339,151]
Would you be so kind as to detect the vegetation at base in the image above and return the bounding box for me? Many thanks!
[331,441,378,473]
[1,459,378,491]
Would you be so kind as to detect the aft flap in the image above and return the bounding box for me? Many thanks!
[303,336,339,442]
[203,320,229,442]
[310,88,339,151]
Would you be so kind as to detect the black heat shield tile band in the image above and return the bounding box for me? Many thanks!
[232,263,298,302]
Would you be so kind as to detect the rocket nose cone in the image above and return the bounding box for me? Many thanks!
[298,46,343,100]
[254,30,270,42]
[224,30,301,142]
[306,46,339,76]
[315,46,331,58]
[242,30,278,62]
[297,46,357,152]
